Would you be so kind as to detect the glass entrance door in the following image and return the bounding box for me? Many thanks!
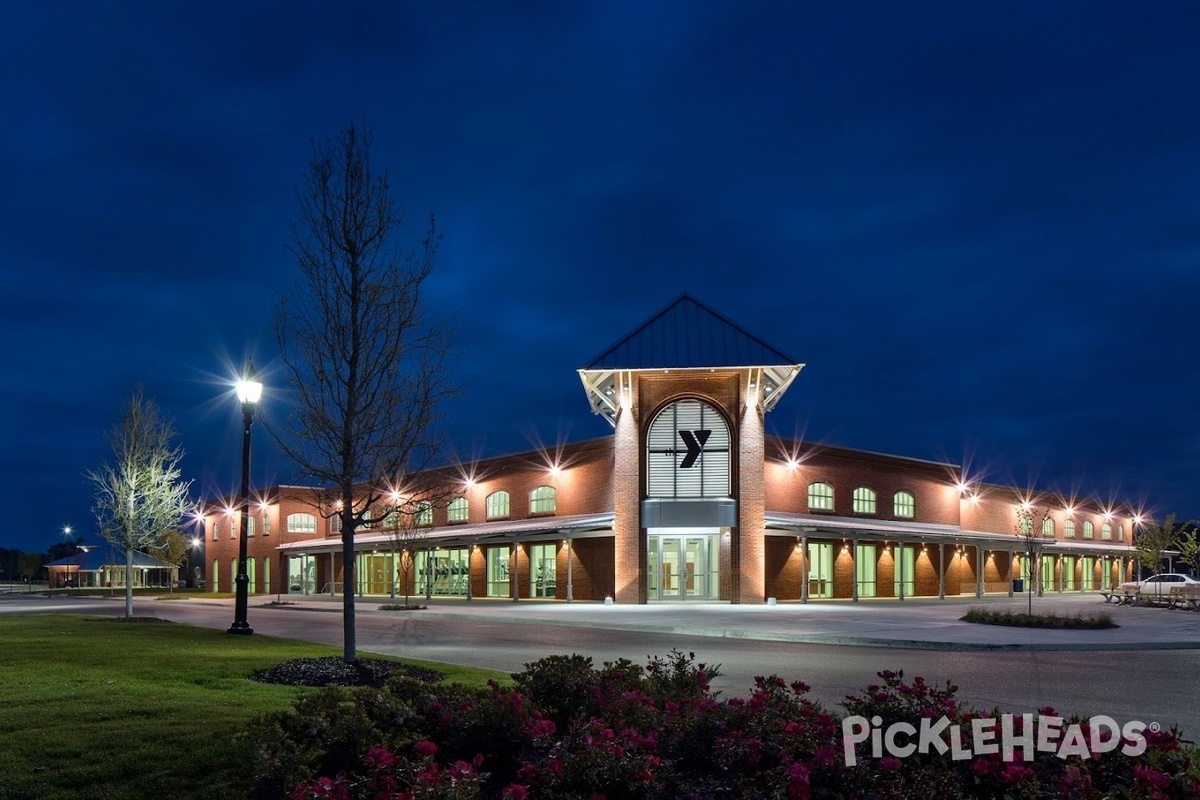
[648,533,717,600]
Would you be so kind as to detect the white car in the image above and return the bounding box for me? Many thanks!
[1118,573,1200,596]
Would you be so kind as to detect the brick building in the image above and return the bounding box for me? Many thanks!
[200,295,1137,603]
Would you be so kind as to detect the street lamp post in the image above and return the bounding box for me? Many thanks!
[228,359,262,635]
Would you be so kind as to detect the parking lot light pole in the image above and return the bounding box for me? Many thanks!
[228,360,262,635]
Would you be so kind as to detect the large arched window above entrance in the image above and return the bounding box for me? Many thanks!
[646,399,731,498]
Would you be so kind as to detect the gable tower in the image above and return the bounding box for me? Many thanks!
[579,294,804,603]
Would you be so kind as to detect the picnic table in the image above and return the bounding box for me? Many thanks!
[1168,586,1200,610]
[1098,588,1138,605]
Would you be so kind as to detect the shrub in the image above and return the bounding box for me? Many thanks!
[962,608,1117,629]
[251,657,1200,800]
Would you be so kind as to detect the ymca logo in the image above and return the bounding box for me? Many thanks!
[677,429,710,468]
[649,429,728,468]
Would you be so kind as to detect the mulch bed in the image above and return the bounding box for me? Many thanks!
[249,656,444,688]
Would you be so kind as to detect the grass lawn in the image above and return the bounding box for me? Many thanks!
[0,614,508,800]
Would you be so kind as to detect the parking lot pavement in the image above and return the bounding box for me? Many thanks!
[252,591,1200,652]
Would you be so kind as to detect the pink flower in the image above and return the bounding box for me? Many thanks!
[1134,764,1172,789]
[1000,764,1035,783]
[412,740,438,759]
[364,746,396,770]
[813,745,837,766]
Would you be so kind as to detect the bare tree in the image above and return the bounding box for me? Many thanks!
[154,530,188,595]
[1015,507,1050,615]
[86,386,192,617]
[272,121,455,663]
[382,500,432,608]
[18,552,42,590]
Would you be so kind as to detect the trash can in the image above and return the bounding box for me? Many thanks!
[1012,579,1024,593]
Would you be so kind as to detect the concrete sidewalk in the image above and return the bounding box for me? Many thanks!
[246,592,1200,652]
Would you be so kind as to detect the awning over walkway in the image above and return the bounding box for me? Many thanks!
[766,511,1136,555]
[275,513,615,556]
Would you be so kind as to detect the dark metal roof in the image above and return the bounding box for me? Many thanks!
[47,548,176,571]
[582,293,800,370]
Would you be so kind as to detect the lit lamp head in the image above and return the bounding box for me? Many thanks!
[236,360,263,406]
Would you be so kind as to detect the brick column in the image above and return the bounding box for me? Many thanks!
[737,395,766,603]
[613,390,643,604]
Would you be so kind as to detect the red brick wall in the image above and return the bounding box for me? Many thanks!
[738,398,766,603]
[764,443,960,526]
[569,538,614,600]
[914,549,939,597]
[613,390,642,603]
[764,537,804,600]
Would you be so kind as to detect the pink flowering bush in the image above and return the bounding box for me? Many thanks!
[252,656,1200,800]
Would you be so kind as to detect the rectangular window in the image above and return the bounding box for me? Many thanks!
[893,492,915,518]
[1081,556,1095,590]
[530,543,556,598]
[1041,555,1056,593]
[1062,556,1076,591]
[892,545,915,597]
[806,542,833,599]
[262,514,270,537]
[1101,523,1112,540]
[855,544,877,598]
[1064,519,1075,538]
[486,547,510,597]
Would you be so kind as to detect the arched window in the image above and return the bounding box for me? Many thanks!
[1101,522,1112,540]
[1064,519,1076,538]
[1082,521,1094,540]
[212,559,219,592]
[211,520,218,541]
[1118,524,1124,541]
[486,491,510,519]
[808,482,834,511]
[287,513,317,533]
[247,517,256,537]
[415,501,433,527]
[262,514,270,537]
[448,497,468,523]
[893,491,915,518]
[1018,514,1033,535]
[263,556,271,595]
[1042,517,1055,538]
[530,486,557,514]
[646,399,731,498]
[852,487,876,514]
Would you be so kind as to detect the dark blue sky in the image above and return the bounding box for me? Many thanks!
[3,2,1198,553]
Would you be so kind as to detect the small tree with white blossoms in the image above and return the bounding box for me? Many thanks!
[87,386,192,618]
